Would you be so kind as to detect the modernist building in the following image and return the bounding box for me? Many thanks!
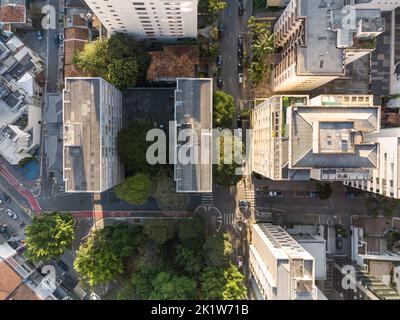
[273,0,384,92]
[174,78,213,193]
[83,0,198,41]
[251,94,380,182]
[249,223,324,300]
[63,77,124,193]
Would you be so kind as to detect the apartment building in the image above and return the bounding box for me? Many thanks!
[174,78,213,193]
[83,0,198,40]
[273,0,384,92]
[251,94,379,182]
[352,0,400,11]
[249,223,324,300]
[344,128,400,198]
[63,77,124,193]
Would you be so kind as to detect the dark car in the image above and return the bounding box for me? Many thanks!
[346,191,363,198]
[217,77,223,88]
[336,235,343,250]
[216,54,223,68]
[238,3,244,16]
[1,193,10,203]
[218,25,225,38]
[54,34,60,47]
[238,35,244,50]
[238,48,243,60]
[37,31,43,41]
[57,260,69,272]
[309,191,320,199]
[238,61,243,73]
[63,275,78,291]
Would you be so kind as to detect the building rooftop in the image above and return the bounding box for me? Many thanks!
[63,78,101,192]
[0,0,26,24]
[174,78,212,193]
[0,261,21,300]
[290,105,379,168]
[147,45,199,82]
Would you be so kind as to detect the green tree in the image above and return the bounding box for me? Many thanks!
[176,244,203,274]
[150,271,197,300]
[213,91,235,129]
[178,215,206,249]
[153,173,188,211]
[201,264,247,300]
[208,42,219,58]
[114,173,151,205]
[214,132,243,187]
[117,122,156,175]
[316,182,333,200]
[131,267,160,300]
[25,212,74,262]
[74,224,139,286]
[366,194,400,218]
[143,219,176,245]
[203,233,233,268]
[73,33,149,89]
[208,0,227,20]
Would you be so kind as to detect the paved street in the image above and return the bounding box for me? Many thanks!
[218,0,253,113]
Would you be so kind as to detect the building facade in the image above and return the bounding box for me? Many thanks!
[251,94,380,182]
[249,223,322,300]
[63,77,124,193]
[83,0,198,41]
[273,0,384,92]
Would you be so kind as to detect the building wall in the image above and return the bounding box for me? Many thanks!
[354,0,400,11]
[83,0,198,41]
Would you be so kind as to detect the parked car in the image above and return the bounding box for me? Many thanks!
[346,191,363,198]
[1,193,11,203]
[336,234,343,250]
[238,48,243,60]
[238,73,244,84]
[236,115,242,128]
[238,62,243,73]
[238,2,244,16]
[58,33,64,41]
[5,209,17,220]
[268,190,283,198]
[54,34,60,47]
[309,191,320,199]
[218,25,225,38]
[217,77,223,88]
[238,35,244,50]
[37,31,43,41]
[216,54,223,68]
[57,260,69,272]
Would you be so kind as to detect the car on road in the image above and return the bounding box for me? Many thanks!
[309,191,320,199]
[238,35,244,50]
[1,193,11,203]
[238,62,243,73]
[345,191,363,198]
[54,34,60,47]
[238,2,244,16]
[216,54,223,68]
[5,209,17,220]
[238,73,244,84]
[37,31,43,41]
[336,234,343,250]
[218,25,225,38]
[268,190,283,198]
[57,260,69,272]
[238,48,243,60]
[217,77,223,88]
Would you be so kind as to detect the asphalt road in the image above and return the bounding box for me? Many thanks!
[218,0,253,114]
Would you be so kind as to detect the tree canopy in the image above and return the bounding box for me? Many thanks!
[74,224,140,286]
[149,271,197,300]
[117,121,156,176]
[152,173,188,211]
[213,91,235,129]
[25,212,75,262]
[73,33,149,89]
[203,233,233,268]
[114,173,151,205]
[143,219,176,245]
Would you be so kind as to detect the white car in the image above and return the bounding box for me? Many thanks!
[6,209,18,220]
[238,73,243,84]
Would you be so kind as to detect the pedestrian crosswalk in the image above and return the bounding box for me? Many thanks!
[201,193,213,206]
[223,213,234,226]
[245,189,256,207]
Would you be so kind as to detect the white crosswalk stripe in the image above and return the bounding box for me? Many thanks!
[201,193,213,206]
[223,213,234,226]
[245,189,256,207]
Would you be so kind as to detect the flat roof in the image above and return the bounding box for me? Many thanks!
[63,78,101,192]
[174,78,213,193]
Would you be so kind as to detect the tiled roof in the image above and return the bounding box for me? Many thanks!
[72,15,87,27]
[7,283,40,300]
[0,3,26,23]
[0,261,21,300]
[64,39,85,66]
[147,45,199,81]
[65,27,89,40]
